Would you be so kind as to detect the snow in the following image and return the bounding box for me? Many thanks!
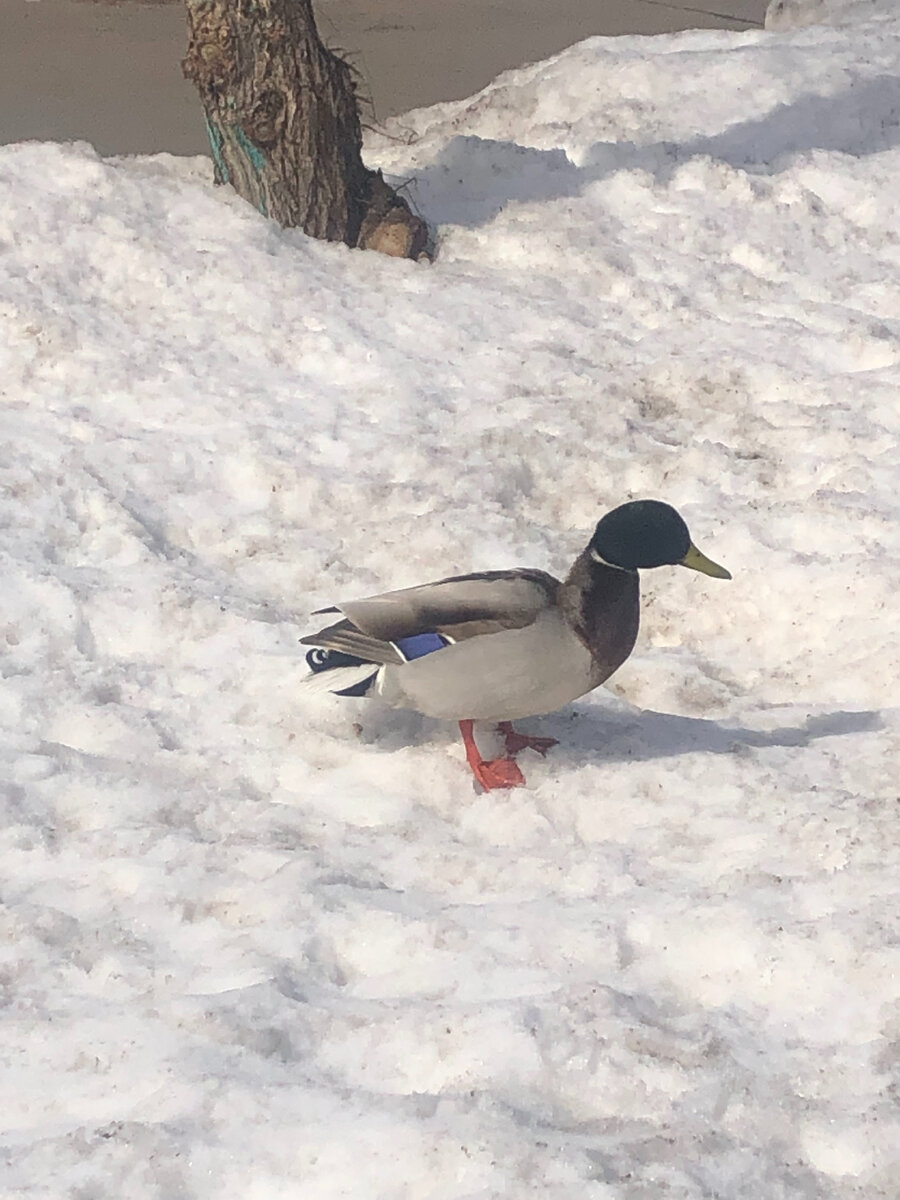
[765,0,898,31]
[1,4,899,1197]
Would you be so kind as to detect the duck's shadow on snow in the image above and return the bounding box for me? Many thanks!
[398,74,900,230]
[546,704,883,767]
[355,702,882,767]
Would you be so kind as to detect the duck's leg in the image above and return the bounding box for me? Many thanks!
[498,721,559,757]
[458,720,526,790]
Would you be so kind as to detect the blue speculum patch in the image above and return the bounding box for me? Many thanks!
[395,633,450,661]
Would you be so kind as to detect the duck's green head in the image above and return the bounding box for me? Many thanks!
[589,499,731,578]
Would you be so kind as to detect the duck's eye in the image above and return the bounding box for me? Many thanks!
[306,648,331,671]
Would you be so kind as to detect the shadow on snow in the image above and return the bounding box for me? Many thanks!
[401,74,900,230]
[357,701,883,767]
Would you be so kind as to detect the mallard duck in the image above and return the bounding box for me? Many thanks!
[301,500,730,789]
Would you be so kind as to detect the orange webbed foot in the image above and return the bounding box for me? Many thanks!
[470,754,527,791]
[498,722,559,758]
[459,719,528,790]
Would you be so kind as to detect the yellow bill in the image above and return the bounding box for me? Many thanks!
[680,542,732,580]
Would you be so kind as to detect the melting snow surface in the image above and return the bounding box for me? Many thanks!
[1,2,898,1196]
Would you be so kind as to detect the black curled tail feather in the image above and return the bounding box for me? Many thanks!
[304,647,378,697]
[306,647,362,673]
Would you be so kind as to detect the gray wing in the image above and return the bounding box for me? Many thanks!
[300,568,560,662]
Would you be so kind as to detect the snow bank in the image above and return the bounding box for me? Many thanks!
[766,0,898,31]
[1,10,898,1199]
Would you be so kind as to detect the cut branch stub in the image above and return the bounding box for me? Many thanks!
[183,0,427,258]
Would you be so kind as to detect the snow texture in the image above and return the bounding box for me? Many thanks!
[765,0,898,31]
[1,6,899,1198]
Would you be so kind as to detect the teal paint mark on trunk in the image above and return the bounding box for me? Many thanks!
[204,116,230,185]
[234,126,268,175]
[233,126,269,217]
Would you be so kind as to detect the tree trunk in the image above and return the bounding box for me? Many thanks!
[182,0,427,259]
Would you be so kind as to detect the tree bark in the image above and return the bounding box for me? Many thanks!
[182,0,427,259]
